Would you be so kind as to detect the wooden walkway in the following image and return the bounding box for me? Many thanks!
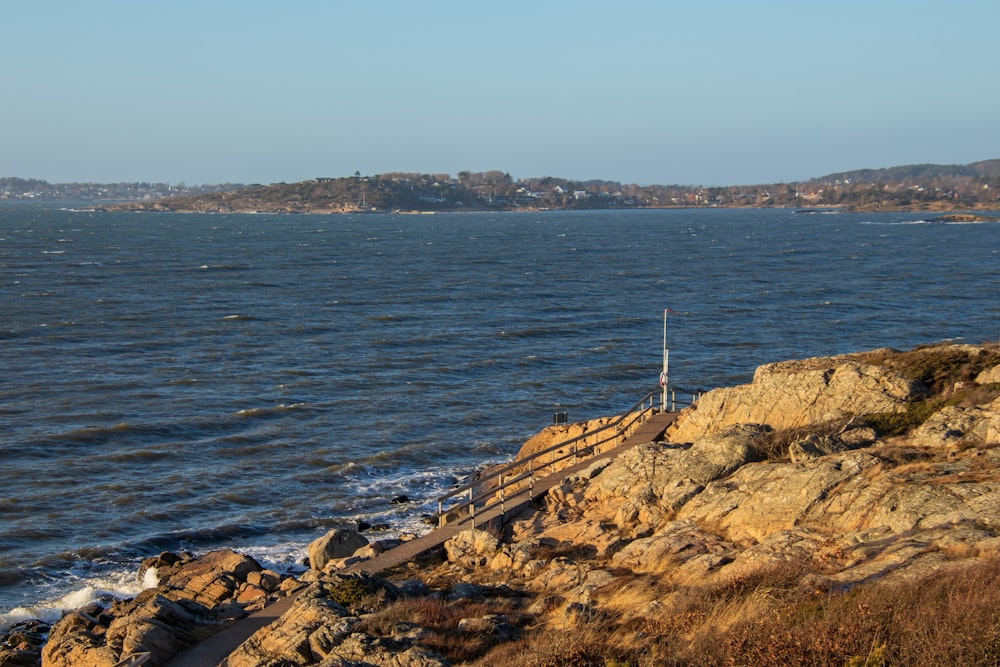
[165,411,677,667]
[348,410,677,574]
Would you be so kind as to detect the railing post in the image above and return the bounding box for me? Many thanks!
[433,390,661,530]
[499,472,505,520]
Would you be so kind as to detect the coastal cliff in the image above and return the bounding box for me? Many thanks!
[11,342,1000,667]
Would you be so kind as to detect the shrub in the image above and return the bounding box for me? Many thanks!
[869,343,1000,396]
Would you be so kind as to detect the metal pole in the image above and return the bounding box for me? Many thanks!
[499,473,505,520]
[661,309,669,413]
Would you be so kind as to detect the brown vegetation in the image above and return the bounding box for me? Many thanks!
[461,555,1000,666]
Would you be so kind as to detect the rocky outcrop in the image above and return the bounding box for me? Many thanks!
[32,342,1000,667]
[0,620,49,667]
[667,353,924,443]
[912,396,1000,451]
[978,362,1000,385]
[40,550,294,667]
[221,573,450,667]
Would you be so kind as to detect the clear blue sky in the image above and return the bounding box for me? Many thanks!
[3,0,997,186]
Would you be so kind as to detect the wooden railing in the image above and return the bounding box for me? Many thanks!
[435,391,663,528]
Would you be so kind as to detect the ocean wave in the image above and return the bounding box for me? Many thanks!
[41,419,206,447]
[0,567,155,632]
[190,264,251,271]
[104,448,172,463]
[496,323,586,339]
[232,403,309,419]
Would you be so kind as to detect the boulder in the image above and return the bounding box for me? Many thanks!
[977,363,1000,385]
[789,433,851,462]
[612,519,734,574]
[333,632,449,666]
[444,528,500,568]
[0,620,49,667]
[675,424,766,484]
[227,574,441,667]
[157,549,264,608]
[40,611,118,667]
[307,526,369,571]
[567,427,762,532]
[457,614,519,642]
[223,583,356,667]
[104,593,200,662]
[911,397,1000,450]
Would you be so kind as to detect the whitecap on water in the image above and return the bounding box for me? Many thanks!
[0,567,156,632]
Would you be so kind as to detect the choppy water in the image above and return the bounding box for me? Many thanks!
[1,204,998,626]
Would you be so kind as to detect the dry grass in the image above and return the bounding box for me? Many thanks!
[755,419,843,460]
[861,342,1000,395]
[356,594,527,664]
[462,555,1000,666]
[855,343,1000,438]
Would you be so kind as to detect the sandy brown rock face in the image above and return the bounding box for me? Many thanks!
[221,573,449,667]
[512,417,617,463]
[667,355,924,443]
[912,396,1000,451]
[222,582,358,667]
[40,550,290,667]
[307,527,370,571]
[978,363,1000,384]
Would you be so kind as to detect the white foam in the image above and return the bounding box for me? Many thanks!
[0,568,155,632]
[238,542,309,575]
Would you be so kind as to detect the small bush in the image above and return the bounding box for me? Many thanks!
[324,576,376,607]
[866,399,941,437]
[358,594,525,664]
[757,419,846,460]
[869,343,1000,396]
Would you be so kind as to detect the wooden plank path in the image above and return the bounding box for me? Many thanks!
[166,411,677,667]
[348,410,678,574]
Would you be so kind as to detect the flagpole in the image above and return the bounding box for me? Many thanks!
[661,309,669,413]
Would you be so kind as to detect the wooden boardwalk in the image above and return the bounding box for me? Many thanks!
[348,410,677,574]
[165,411,678,667]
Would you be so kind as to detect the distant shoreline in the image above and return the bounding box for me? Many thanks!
[93,202,1000,216]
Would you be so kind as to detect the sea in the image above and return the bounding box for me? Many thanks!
[1,203,998,628]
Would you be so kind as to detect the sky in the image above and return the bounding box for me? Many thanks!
[2,0,998,186]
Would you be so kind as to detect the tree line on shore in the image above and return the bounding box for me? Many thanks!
[116,159,1000,213]
[5,159,999,212]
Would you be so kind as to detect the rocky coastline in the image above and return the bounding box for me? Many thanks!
[6,341,1000,666]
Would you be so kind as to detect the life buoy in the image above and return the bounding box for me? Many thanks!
[659,371,668,387]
